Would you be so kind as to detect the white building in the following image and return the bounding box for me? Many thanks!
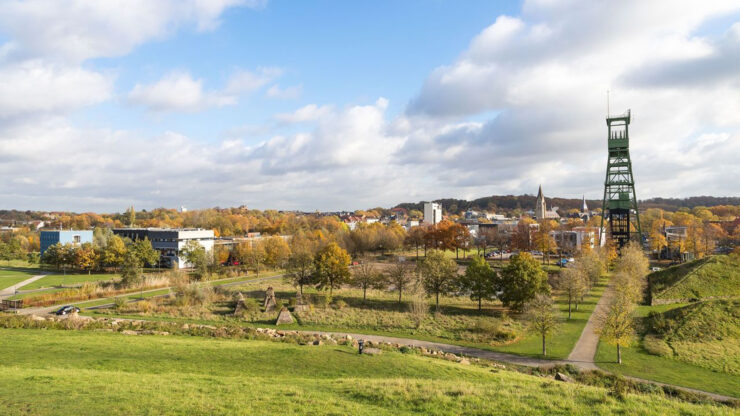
[423,202,442,225]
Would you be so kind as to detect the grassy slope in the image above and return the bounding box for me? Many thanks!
[649,255,740,302]
[19,273,119,290]
[0,269,37,290]
[596,300,740,397]
[0,328,732,416]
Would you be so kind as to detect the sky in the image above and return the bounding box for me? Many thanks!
[0,0,739,213]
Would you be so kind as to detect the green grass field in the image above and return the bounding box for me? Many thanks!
[0,268,38,290]
[0,328,732,415]
[19,273,119,290]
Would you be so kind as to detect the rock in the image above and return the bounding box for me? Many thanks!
[555,372,574,383]
[275,307,294,325]
[121,330,139,335]
[363,347,382,356]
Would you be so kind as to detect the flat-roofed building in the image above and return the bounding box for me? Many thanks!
[40,229,93,255]
[112,228,214,268]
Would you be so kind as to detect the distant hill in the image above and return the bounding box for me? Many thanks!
[648,255,740,305]
[395,195,740,214]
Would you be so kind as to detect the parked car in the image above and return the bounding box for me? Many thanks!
[55,305,80,316]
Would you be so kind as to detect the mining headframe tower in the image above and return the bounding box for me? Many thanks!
[600,109,642,249]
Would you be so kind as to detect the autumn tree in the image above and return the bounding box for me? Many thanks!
[262,236,291,269]
[419,249,458,310]
[498,252,550,311]
[313,242,351,297]
[74,242,98,274]
[596,290,635,364]
[351,262,385,301]
[458,255,497,310]
[524,293,560,356]
[557,265,587,319]
[386,261,413,303]
[405,226,426,258]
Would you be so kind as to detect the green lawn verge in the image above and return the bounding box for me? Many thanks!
[19,273,119,290]
[0,328,732,415]
[596,340,740,398]
[0,269,38,290]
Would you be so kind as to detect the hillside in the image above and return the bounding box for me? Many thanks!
[645,300,740,375]
[0,328,733,415]
[648,255,740,304]
[395,195,739,215]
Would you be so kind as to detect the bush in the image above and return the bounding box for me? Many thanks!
[113,297,127,310]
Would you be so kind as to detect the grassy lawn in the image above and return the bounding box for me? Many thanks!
[0,328,732,415]
[492,278,606,359]
[596,340,740,398]
[0,269,38,290]
[19,273,119,290]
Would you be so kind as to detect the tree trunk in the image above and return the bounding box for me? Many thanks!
[617,344,622,364]
[568,293,572,319]
[542,334,547,356]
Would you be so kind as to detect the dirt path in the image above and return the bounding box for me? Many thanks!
[566,282,615,370]
[0,273,49,299]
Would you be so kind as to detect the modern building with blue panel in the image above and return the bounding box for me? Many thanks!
[39,230,94,256]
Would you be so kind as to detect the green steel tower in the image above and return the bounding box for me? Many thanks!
[600,109,641,249]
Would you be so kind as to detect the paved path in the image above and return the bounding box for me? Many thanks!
[566,282,615,370]
[0,273,49,299]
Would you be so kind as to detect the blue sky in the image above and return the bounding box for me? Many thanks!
[0,0,739,212]
[80,1,518,142]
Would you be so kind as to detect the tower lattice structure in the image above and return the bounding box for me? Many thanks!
[600,109,642,249]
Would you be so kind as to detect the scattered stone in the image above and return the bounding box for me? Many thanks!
[275,307,294,325]
[555,372,574,383]
[363,347,382,356]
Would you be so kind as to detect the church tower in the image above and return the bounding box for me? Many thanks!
[535,185,546,220]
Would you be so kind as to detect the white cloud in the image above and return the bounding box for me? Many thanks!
[274,104,332,123]
[0,0,262,63]
[225,67,283,94]
[127,71,236,113]
[0,60,112,118]
[266,84,303,99]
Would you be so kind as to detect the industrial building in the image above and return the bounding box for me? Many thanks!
[39,230,93,255]
[112,228,214,268]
